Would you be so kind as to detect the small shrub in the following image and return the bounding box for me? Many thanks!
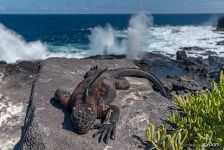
[146,72,224,150]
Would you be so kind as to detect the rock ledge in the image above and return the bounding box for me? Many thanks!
[18,58,173,150]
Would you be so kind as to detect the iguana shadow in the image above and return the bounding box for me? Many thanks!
[132,135,154,150]
[50,97,75,131]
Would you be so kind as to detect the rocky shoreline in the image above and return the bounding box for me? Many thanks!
[0,50,224,149]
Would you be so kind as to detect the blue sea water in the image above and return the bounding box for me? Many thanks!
[0,14,221,44]
[0,14,224,62]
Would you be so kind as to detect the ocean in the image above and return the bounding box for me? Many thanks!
[0,13,224,63]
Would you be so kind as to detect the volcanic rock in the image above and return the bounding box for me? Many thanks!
[17,58,173,150]
[176,51,187,60]
[217,40,224,45]
[135,53,210,94]
[217,16,224,31]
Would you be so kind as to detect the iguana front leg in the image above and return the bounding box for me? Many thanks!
[93,105,119,143]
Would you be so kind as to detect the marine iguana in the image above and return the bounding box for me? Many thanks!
[54,66,171,143]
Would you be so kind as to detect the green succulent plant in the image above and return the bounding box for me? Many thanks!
[146,72,224,150]
[146,124,188,150]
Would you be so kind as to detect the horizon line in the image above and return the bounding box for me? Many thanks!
[0,12,224,15]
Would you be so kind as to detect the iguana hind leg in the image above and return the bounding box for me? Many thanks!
[90,66,102,71]
[84,66,103,79]
[115,78,130,90]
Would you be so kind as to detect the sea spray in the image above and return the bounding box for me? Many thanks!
[0,24,47,63]
[88,24,117,55]
[0,15,223,62]
[126,12,153,59]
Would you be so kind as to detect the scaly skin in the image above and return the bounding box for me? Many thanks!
[54,66,170,144]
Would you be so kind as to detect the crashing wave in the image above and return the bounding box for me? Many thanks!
[1,13,224,63]
[0,24,48,63]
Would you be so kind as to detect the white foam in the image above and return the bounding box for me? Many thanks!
[144,25,224,57]
[0,24,89,63]
[116,25,224,58]
[45,51,86,59]
[0,24,48,63]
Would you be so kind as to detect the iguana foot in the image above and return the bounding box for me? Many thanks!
[92,121,116,144]
[90,66,102,71]
[84,66,103,79]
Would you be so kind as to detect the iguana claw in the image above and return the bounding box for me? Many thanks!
[93,122,116,144]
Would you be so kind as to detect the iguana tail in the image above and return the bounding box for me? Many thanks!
[108,68,171,100]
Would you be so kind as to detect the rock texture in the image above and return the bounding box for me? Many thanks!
[0,61,40,150]
[176,51,187,60]
[134,52,218,96]
[18,58,173,150]
[217,16,224,31]
[217,40,224,45]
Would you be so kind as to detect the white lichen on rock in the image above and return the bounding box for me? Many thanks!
[0,72,6,83]
[0,93,25,150]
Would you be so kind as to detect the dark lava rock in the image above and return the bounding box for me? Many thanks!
[86,54,126,59]
[0,61,7,72]
[208,56,224,71]
[135,53,210,94]
[217,40,224,45]
[217,16,224,31]
[18,58,173,150]
[18,61,41,74]
[5,61,40,75]
[176,51,187,60]
[0,61,7,64]
[181,56,208,76]
[172,80,202,92]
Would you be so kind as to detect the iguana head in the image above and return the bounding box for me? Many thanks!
[71,103,97,134]
[54,89,71,107]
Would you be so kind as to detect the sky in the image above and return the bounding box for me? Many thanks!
[0,0,224,14]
